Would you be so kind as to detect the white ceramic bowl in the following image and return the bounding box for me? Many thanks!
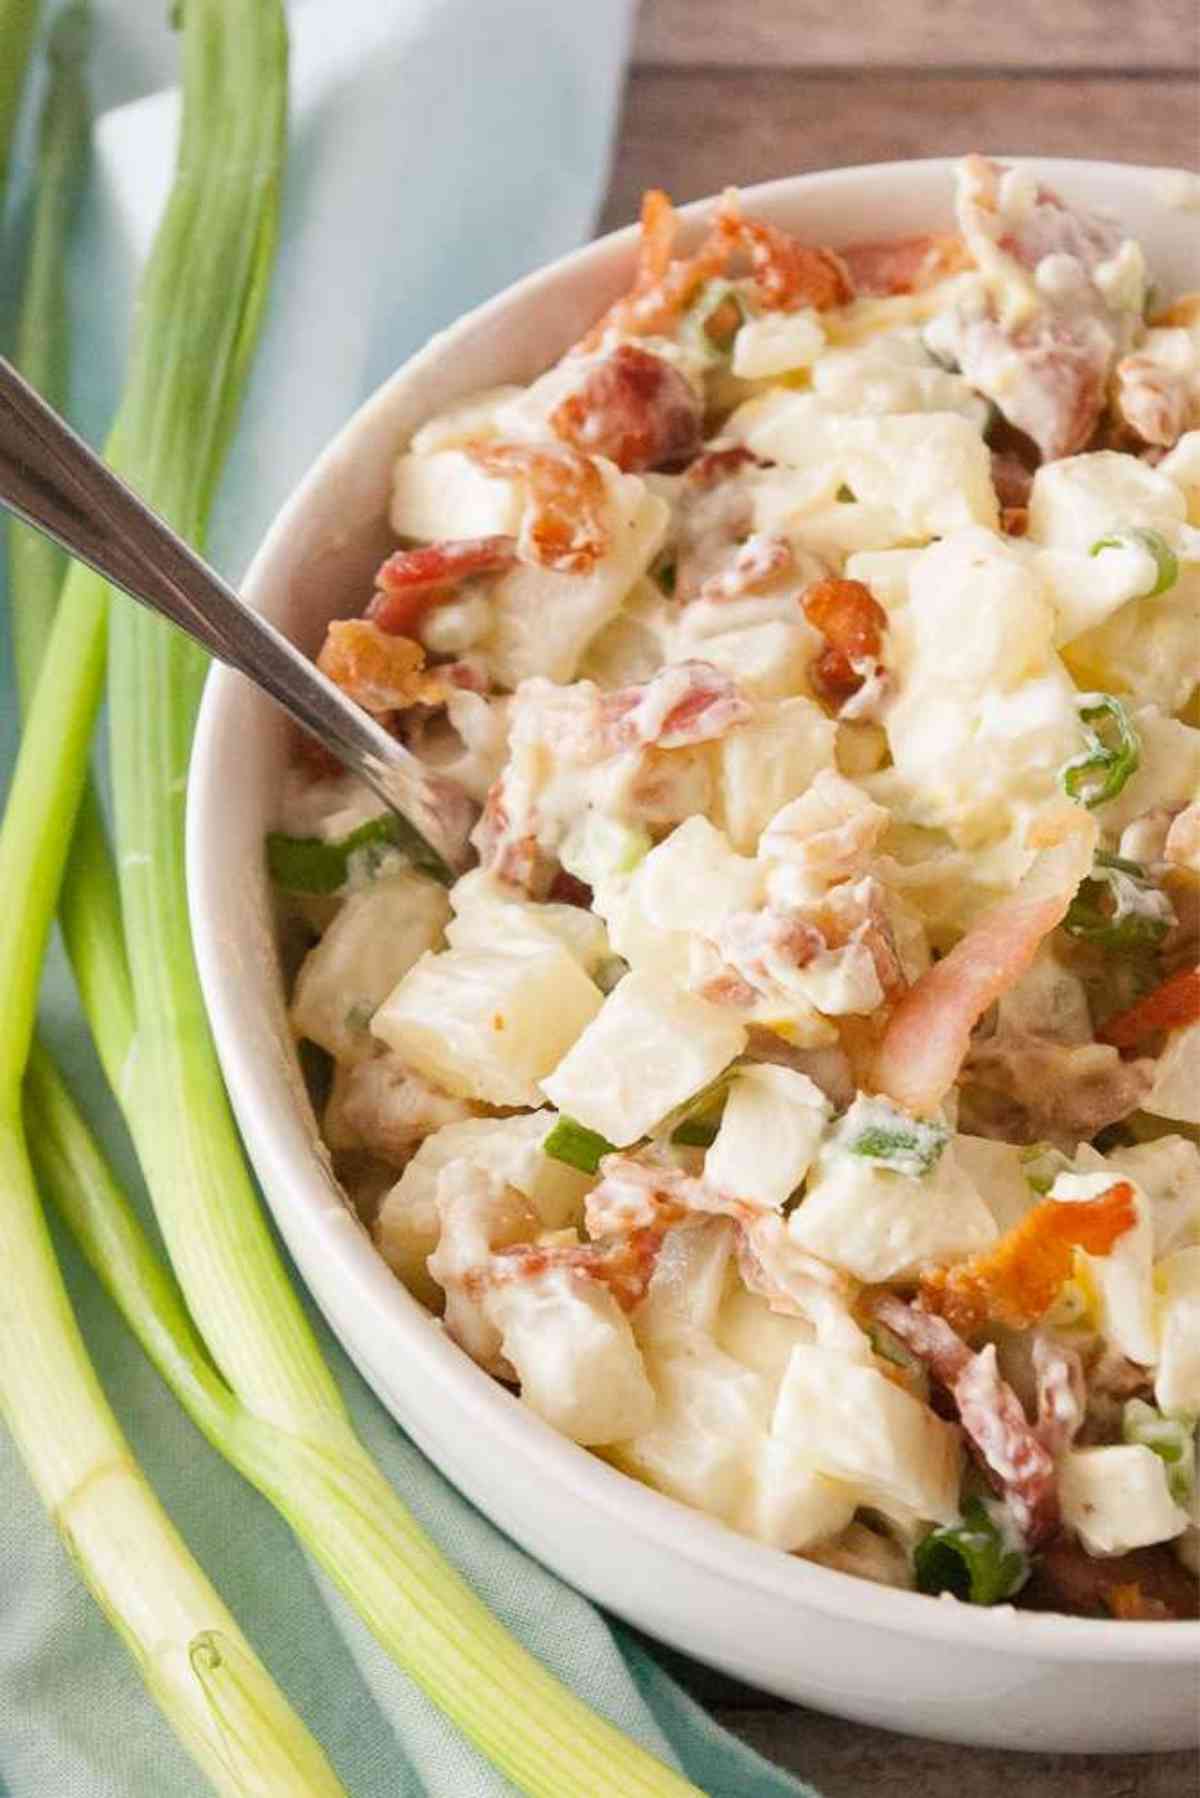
[189,158,1200,1754]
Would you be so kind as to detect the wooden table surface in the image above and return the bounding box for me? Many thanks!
[600,4,1199,1792]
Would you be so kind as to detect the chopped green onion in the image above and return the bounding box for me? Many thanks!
[266,815,401,893]
[1123,1399,1196,1505]
[1060,694,1140,809]
[1063,853,1174,951]
[559,811,652,888]
[1019,1143,1072,1195]
[681,278,749,361]
[835,482,855,503]
[1089,526,1179,598]
[867,1322,930,1398]
[543,1116,617,1174]
[914,1498,1029,1606]
[659,1067,738,1147]
[841,1096,949,1177]
[593,953,629,994]
[671,1117,721,1148]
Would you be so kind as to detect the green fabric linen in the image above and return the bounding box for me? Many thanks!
[0,3,821,1793]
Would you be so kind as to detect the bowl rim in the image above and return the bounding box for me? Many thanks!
[189,154,1200,1672]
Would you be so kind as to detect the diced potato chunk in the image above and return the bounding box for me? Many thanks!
[1155,1245,1200,1414]
[630,816,764,941]
[373,943,602,1106]
[482,463,668,687]
[540,970,746,1146]
[390,449,524,541]
[727,404,997,539]
[716,1287,816,1388]
[290,873,450,1061]
[374,1111,589,1305]
[732,308,825,379]
[1147,1024,1200,1129]
[1053,1169,1157,1366]
[714,697,836,854]
[704,1065,829,1209]
[488,1266,655,1446]
[612,1336,769,1521]
[789,1136,996,1282]
[1059,1445,1189,1556]
[772,1344,961,1524]
[446,868,610,971]
[632,1219,736,1346]
[1026,451,1185,552]
[741,1439,858,1552]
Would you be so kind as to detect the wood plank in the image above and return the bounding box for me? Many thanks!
[715,1707,1197,1797]
[634,0,1200,72]
[600,71,1200,231]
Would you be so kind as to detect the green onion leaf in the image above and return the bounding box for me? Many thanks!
[543,1116,616,1175]
[658,1067,738,1148]
[1060,694,1141,808]
[1123,1399,1196,1505]
[266,816,401,893]
[1063,854,1174,951]
[1089,526,1179,598]
[914,1498,1029,1606]
[840,1097,949,1177]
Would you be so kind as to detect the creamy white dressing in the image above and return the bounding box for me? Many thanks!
[281,157,1200,1601]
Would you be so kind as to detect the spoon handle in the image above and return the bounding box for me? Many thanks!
[0,357,473,880]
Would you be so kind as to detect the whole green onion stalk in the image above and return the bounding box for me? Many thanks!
[0,9,346,1792]
[0,0,41,198]
[8,2,699,1791]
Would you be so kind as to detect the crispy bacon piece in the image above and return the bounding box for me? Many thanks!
[801,577,887,710]
[726,211,852,313]
[674,451,763,601]
[684,444,763,490]
[464,441,608,574]
[547,868,593,908]
[1098,966,1200,1050]
[588,1154,857,1341]
[839,233,971,297]
[484,1226,666,1313]
[960,1034,1156,1146]
[871,809,1098,1116]
[579,188,852,351]
[550,343,703,473]
[580,189,737,350]
[597,660,751,751]
[1023,1539,1200,1620]
[317,619,450,714]
[919,1184,1136,1336]
[471,783,541,893]
[872,1295,1058,1544]
[367,535,516,636]
[1032,1336,1086,1459]
[991,448,1034,536]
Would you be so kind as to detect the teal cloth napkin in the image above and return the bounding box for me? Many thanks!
[0,4,820,1793]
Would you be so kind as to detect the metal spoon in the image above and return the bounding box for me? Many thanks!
[0,356,476,883]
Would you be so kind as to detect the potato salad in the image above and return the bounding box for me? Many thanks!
[273,157,1200,1620]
